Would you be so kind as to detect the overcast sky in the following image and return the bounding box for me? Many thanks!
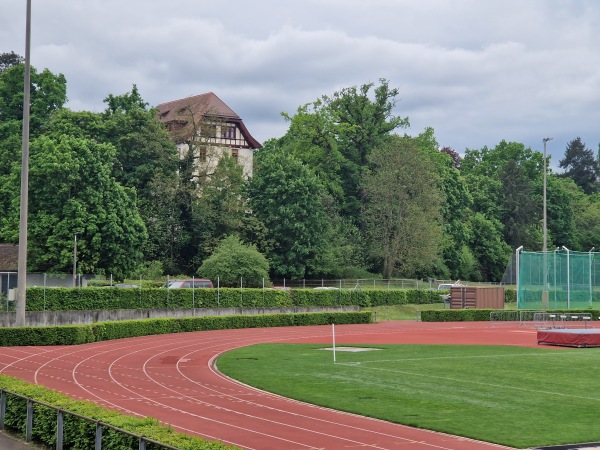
[2,0,600,169]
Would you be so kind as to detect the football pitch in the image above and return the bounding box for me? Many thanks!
[217,343,600,448]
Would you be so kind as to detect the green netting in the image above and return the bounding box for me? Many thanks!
[517,250,600,310]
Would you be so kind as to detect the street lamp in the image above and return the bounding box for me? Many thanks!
[15,0,32,327]
[73,232,81,287]
[542,137,553,254]
[541,137,553,310]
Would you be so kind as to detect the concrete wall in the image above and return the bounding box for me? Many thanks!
[0,306,359,327]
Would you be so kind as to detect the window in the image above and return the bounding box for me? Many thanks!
[231,149,239,160]
[198,146,207,161]
[221,126,236,139]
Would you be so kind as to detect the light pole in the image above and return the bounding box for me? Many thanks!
[541,137,553,309]
[73,232,81,287]
[16,0,32,327]
[542,137,553,254]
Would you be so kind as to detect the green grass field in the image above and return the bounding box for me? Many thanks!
[217,343,600,448]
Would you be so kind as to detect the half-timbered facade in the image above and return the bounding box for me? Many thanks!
[156,92,261,178]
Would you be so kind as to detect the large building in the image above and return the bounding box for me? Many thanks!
[156,92,261,178]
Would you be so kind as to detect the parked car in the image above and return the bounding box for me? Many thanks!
[164,279,213,289]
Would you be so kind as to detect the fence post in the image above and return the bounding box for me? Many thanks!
[95,421,102,450]
[56,409,64,449]
[139,436,147,450]
[0,390,5,430]
[26,398,33,442]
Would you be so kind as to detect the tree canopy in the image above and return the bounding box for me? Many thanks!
[559,137,599,195]
[0,61,598,283]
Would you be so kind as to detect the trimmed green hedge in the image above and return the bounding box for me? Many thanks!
[420,307,599,322]
[0,311,373,346]
[420,309,496,322]
[0,376,236,449]
[24,287,444,311]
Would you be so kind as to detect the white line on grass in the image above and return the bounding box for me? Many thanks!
[360,350,600,364]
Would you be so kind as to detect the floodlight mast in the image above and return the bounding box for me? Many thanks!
[541,137,553,310]
[16,0,32,327]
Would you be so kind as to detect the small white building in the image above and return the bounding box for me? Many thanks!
[156,92,261,178]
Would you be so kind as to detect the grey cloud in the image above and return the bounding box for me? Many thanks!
[2,0,600,160]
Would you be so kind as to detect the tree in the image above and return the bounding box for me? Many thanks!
[191,155,249,269]
[469,213,512,281]
[428,138,474,279]
[0,64,67,135]
[561,178,600,250]
[102,85,178,196]
[280,102,346,206]
[280,79,408,219]
[439,146,461,169]
[0,51,23,73]
[42,88,183,273]
[498,159,541,249]
[546,176,576,248]
[362,135,443,278]
[0,134,147,279]
[197,235,270,287]
[559,137,599,194]
[462,140,544,251]
[248,146,328,279]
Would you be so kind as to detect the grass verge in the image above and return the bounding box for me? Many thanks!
[217,343,600,448]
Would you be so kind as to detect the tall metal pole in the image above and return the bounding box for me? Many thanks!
[16,0,32,327]
[541,137,553,310]
[542,137,553,254]
[562,246,570,309]
[72,233,79,288]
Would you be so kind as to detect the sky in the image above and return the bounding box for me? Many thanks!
[2,0,600,170]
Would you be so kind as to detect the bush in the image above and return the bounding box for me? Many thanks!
[0,375,236,449]
[421,309,495,322]
[198,235,271,287]
[0,312,374,346]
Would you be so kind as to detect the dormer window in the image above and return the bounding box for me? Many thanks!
[222,126,236,139]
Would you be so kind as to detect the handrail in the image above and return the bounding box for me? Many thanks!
[0,389,180,449]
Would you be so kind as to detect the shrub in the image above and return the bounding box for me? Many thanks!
[198,235,271,287]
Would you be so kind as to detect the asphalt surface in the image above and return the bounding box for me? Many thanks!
[0,430,42,449]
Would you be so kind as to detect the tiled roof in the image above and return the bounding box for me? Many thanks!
[0,243,18,271]
[155,92,261,149]
[156,92,240,123]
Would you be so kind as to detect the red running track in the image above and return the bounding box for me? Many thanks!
[0,321,537,450]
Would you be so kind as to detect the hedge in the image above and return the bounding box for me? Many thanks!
[420,309,496,322]
[24,287,446,311]
[0,311,373,346]
[0,376,237,449]
[420,307,598,322]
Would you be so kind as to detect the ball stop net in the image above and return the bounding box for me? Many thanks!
[517,249,600,310]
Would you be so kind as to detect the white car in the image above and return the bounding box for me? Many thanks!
[164,279,213,289]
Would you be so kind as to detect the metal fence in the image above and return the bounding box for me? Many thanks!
[0,389,179,449]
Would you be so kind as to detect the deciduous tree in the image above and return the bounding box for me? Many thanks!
[248,145,328,279]
[362,135,443,278]
[197,235,270,287]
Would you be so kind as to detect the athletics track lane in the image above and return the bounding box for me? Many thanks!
[0,321,533,449]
